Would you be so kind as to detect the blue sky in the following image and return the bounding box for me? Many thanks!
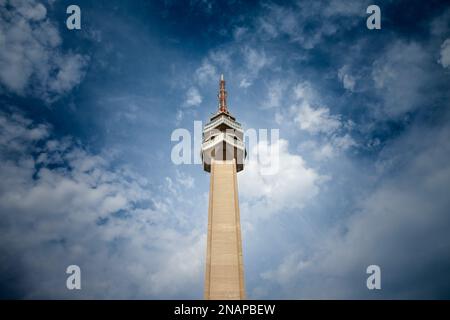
[1,0,450,299]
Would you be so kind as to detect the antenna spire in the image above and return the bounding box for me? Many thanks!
[218,74,228,113]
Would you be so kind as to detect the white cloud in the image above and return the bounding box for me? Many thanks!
[0,0,88,102]
[258,122,450,299]
[299,140,335,161]
[274,112,283,125]
[238,47,272,87]
[16,0,47,19]
[257,16,279,39]
[233,26,248,40]
[261,251,309,286]
[195,60,217,85]
[263,80,286,108]
[332,133,356,150]
[338,65,356,92]
[294,103,341,134]
[242,47,271,75]
[175,109,183,125]
[209,50,231,70]
[292,82,315,101]
[0,111,205,298]
[184,87,202,107]
[256,1,364,49]
[48,54,88,95]
[288,81,354,159]
[175,169,195,189]
[299,133,356,161]
[146,233,205,296]
[438,38,450,69]
[430,9,450,37]
[371,41,430,118]
[239,78,251,88]
[239,139,323,220]
[0,112,50,153]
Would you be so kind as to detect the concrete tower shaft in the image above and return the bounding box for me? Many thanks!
[201,75,246,300]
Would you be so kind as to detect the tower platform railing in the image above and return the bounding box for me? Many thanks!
[201,132,245,151]
[204,115,243,132]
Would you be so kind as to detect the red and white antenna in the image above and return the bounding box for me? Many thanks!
[218,74,228,113]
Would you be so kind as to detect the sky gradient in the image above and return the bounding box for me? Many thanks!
[1,0,450,299]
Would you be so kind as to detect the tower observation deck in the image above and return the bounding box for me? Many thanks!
[201,74,246,173]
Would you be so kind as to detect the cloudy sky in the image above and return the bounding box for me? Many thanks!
[1,0,450,299]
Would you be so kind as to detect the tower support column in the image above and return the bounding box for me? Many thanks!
[204,158,246,300]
